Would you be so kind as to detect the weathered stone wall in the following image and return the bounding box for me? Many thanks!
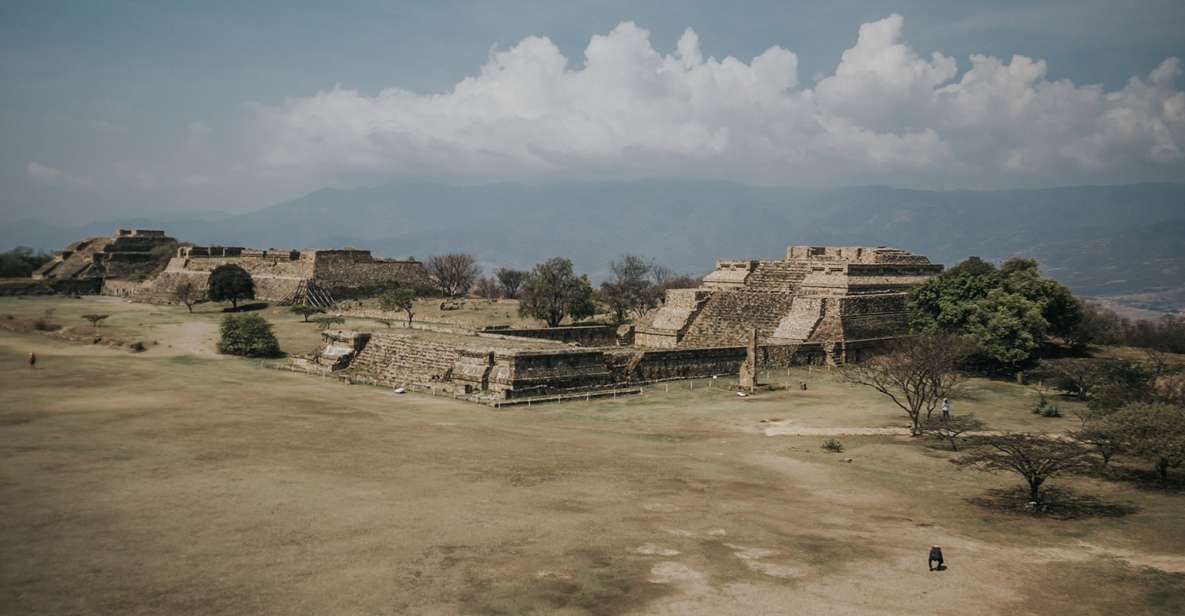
[312,250,431,296]
[489,350,614,398]
[101,278,154,299]
[488,325,619,347]
[0,278,102,296]
[634,288,712,348]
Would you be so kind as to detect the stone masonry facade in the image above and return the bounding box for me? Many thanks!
[634,245,942,363]
[144,244,430,303]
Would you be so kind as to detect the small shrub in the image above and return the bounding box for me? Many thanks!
[821,439,845,453]
[218,314,281,357]
[128,341,146,352]
[1035,395,1062,417]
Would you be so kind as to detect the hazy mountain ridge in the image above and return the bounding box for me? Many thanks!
[5,181,1184,311]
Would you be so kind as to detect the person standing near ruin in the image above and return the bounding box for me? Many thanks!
[929,545,945,571]
[28,352,37,369]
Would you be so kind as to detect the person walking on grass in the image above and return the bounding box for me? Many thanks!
[28,352,37,369]
[929,545,945,571]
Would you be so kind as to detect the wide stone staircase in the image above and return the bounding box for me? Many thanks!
[346,333,460,387]
[679,289,798,347]
[742,260,812,291]
[675,260,810,347]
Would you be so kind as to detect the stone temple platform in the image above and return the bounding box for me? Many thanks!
[634,245,943,363]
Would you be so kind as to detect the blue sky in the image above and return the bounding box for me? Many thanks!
[3,0,1184,223]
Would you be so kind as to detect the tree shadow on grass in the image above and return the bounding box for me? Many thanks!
[968,485,1139,520]
[1101,466,1185,494]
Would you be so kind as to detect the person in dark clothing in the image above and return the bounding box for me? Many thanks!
[28,352,36,369]
[929,545,945,571]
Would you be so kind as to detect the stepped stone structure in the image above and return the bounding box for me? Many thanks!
[296,244,941,403]
[146,245,430,303]
[635,245,942,363]
[33,229,176,282]
[308,328,827,401]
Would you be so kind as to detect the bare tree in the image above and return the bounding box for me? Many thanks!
[495,267,528,299]
[843,334,974,435]
[173,281,200,313]
[921,413,986,451]
[954,434,1093,506]
[476,277,500,301]
[600,255,655,324]
[425,253,480,298]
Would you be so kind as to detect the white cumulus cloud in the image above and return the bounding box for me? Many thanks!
[254,15,1185,188]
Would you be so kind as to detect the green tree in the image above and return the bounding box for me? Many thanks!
[909,256,1078,370]
[0,246,53,277]
[379,287,417,326]
[1104,402,1185,483]
[290,304,325,322]
[519,257,597,327]
[217,314,280,357]
[207,264,255,309]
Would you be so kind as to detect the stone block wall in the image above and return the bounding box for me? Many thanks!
[489,350,614,398]
[488,325,619,346]
[311,250,431,296]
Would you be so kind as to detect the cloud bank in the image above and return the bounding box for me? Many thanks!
[258,14,1183,188]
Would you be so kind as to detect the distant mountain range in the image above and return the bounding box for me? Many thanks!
[5,181,1185,313]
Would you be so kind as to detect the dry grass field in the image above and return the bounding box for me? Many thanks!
[2,297,1184,615]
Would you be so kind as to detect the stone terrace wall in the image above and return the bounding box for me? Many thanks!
[489,350,614,398]
[312,250,431,296]
[0,278,101,296]
[487,325,619,347]
[151,255,312,301]
[836,294,910,341]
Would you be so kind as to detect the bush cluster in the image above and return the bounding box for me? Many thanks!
[217,314,280,357]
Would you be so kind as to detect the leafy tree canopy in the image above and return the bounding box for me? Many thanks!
[519,257,598,327]
[909,256,1082,370]
[218,314,280,357]
[207,264,255,308]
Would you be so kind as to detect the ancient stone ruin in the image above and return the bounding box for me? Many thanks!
[635,245,942,363]
[300,245,943,403]
[132,244,429,304]
[33,229,176,282]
